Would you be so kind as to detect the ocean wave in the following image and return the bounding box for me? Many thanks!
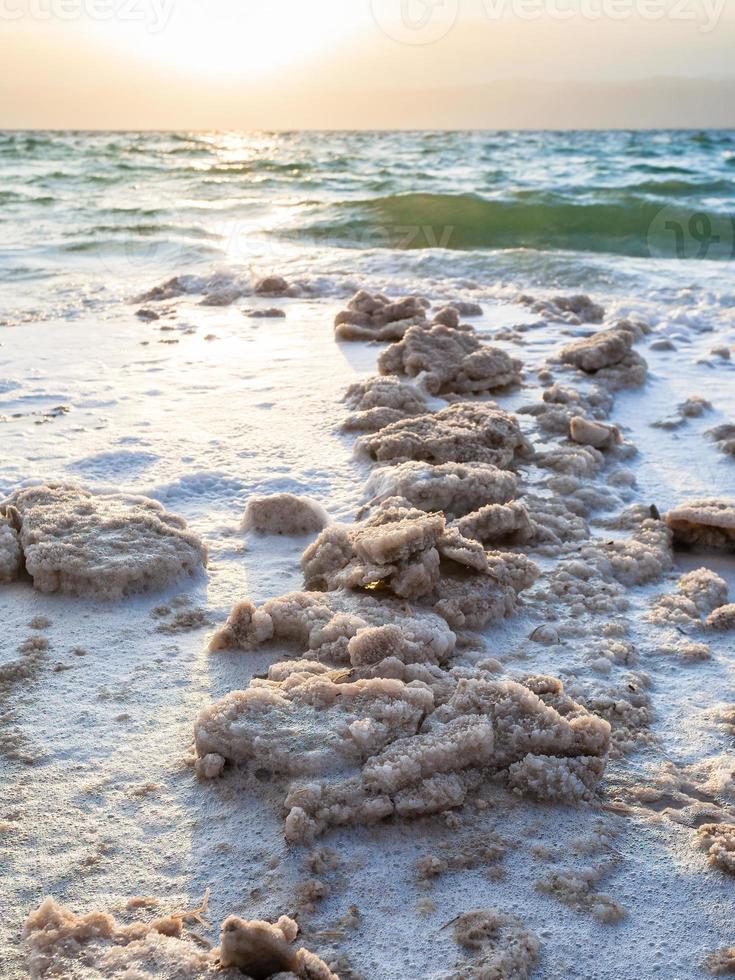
[635,163,695,175]
[293,191,735,258]
[78,223,221,240]
[627,177,733,196]
[0,190,55,205]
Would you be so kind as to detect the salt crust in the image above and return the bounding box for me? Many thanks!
[519,383,613,437]
[334,290,430,341]
[707,604,735,631]
[557,325,648,390]
[378,324,522,396]
[244,495,329,536]
[197,616,610,840]
[334,293,482,343]
[1,484,206,599]
[448,909,540,980]
[363,461,517,519]
[341,376,427,432]
[519,292,604,325]
[647,568,728,628]
[22,898,336,979]
[698,823,735,875]
[357,403,531,467]
[0,516,22,583]
[666,499,735,550]
[299,500,538,626]
[703,948,735,975]
[569,416,622,450]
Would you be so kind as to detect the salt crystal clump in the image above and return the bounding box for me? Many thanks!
[519,383,613,436]
[357,402,531,467]
[209,589,456,664]
[462,495,589,557]
[703,948,735,976]
[378,324,522,396]
[135,274,205,303]
[22,898,334,980]
[202,590,603,841]
[647,593,701,629]
[22,896,226,979]
[452,502,533,548]
[334,290,429,341]
[591,509,673,586]
[679,568,728,614]
[510,753,606,801]
[200,287,243,307]
[364,461,518,518]
[535,866,625,924]
[431,555,538,630]
[136,272,267,307]
[219,914,337,979]
[431,306,461,328]
[558,325,647,390]
[539,513,673,615]
[568,676,652,758]
[680,395,712,418]
[195,673,436,777]
[448,909,540,980]
[698,823,735,875]
[535,444,605,478]
[707,604,735,631]
[559,327,634,372]
[360,716,495,794]
[437,675,611,776]
[196,752,226,780]
[521,496,589,552]
[603,523,673,586]
[300,501,537,625]
[341,375,427,432]
[1,484,206,599]
[244,307,286,318]
[586,351,648,391]
[301,506,446,599]
[444,300,483,317]
[708,423,735,459]
[0,517,21,583]
[254,275,296,298]
[666,499,735,551]
[520,293,604,324]
[243,494,329,536]
[569,416,622,450]
[283,675,609,840]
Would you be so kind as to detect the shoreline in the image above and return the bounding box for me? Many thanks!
[2,287,735,978]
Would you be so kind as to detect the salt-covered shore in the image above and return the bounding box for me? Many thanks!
[1,280,735,978]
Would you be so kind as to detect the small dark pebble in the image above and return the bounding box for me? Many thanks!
[244,308,286,319]
[136,308,160,322]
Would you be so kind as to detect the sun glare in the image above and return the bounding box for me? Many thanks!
[96,0,363,81]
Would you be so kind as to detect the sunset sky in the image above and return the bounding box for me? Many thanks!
[2,0,735,128]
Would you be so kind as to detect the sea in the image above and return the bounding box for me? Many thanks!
[2,129,734,331]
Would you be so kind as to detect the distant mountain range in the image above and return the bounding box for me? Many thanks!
[3,26,734,129]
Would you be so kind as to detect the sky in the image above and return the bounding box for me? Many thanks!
[1,0,735,128]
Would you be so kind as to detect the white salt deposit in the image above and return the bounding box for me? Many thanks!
[1,484,207,599]
[2,288,735,980]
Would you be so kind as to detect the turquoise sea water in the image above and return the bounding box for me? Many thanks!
[1,129,734,326]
